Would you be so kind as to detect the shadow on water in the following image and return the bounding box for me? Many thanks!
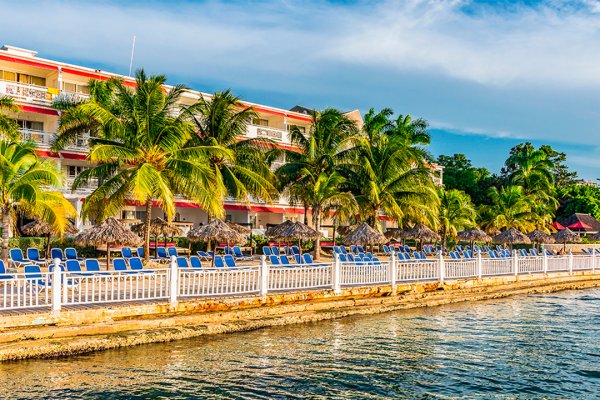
[1,289,600,399]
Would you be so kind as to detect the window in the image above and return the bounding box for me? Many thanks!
[62,82,90,94]
[287,124,306,133]
[252,118,269,127]
[9,73,46,86]
[67,165,86,177]
[16,120,43,131]
[0,70,16,81]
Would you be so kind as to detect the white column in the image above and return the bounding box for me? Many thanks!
[513,250,519,276]
[543,250,548,274]
[57,66,63,93]
[438,251,445,285]
[477,250,483,280]
[593,249,596,273]
[333,253,341,295]
[169,256,179,311]
[390,250,397,294]
[260,255,269,300]
[51,258,62,317]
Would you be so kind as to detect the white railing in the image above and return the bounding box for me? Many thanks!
[269,264,332,291]
[62,270,170,305]
[0,253,597,313]
[179,267,260,297]
[0,80,52,105]
[246,124,290,143]
[397,260,439,282]
[340,262,390,286]
[20,128,90,152]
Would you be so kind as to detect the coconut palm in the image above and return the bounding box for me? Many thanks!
[0,96,19,140]
[276,108,358,234]
[56,70,224,260]
[438,189,477,248]
[344,109,438,230]
[0,140,76,259]
[185,90,277,203]
[506,145,554,193]
[479,186,536,233]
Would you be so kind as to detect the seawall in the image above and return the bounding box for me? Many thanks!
[1,270,599,361]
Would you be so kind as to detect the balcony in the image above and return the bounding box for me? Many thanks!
[20,128,90,152]
[60,176,99,195]
[246,124,289,143]
[0,80,54,105]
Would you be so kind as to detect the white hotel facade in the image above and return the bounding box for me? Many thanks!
[0,44,443,236]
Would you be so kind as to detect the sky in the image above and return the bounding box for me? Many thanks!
[1,0,599,180]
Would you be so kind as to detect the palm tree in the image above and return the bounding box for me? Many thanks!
[479,186,536,233]
[345,109,438,230]
[506,145,554,193]
[438,189,476,248]
[185,90,277,204]
[276,108,358,253]
[307,172,357,259]
[391,114,431,147]
[0,96,19,140]
[55,70,224,261]
[0,140,76,259]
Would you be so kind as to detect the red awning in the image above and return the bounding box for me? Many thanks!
[568,221,592,230]
[552,221,565,230]
[61,152,87,160]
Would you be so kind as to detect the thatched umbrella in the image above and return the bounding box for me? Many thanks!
[337,224,358,237]
[528,229,555,251]
[227,222,251,235]
[493,227,531,251]
[131,217,183,250]
[21,218,78,258]
[553,227,581,253]
[74,217,141,268]
[343,223,386,249]
[266,220,321,256]
[384,228,403,239]
[457,228,491,252]
[188,219,245,266]
[402,224,441,250]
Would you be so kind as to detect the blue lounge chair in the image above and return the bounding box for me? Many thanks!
[302,253,313,264]
[65,259,93,276]
[65,248,83,261]
[197,251,213,261]
[262,246,272,256]
[129,257,153,274]
[350,245,358,254]
[137,247,145,258]
[529,248,538,257]
[113,258,136,274]
[291,246,301,256]
[50,248,66,262]
[333,245,341,254]
[0,260,14,280]
[24,265,51,288]
[167,247,178,258]
[213,255,225,268]
[294,254,302,264]
[339,254,348,262]
[84,259,110,275]
[189,256,202,268]
[269,255,280,265]
[340,246,348,255]
[50,264,79,289]
[280,255,291,265]
[224,246,234,255]
[233,246,252,261]
[26,248,46,265]
[224,255,237,268]
[9,248,30,268]
[270,247,280,256]
[121,247,133,259]
[382,244,390,254]
[156,247,169,262]
[357,245,366,254]
[175,257,189,268]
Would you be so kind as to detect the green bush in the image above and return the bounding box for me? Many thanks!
[9,237,97,257]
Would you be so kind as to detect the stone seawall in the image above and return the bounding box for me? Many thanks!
[1,271,599,361]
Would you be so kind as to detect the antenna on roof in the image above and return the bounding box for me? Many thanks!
[128,35,136,77]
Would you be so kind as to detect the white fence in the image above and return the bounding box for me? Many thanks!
[0,251,597,314]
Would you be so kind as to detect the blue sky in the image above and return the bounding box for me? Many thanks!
[1,0,599,179]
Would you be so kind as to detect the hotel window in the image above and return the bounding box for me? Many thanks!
[62,82,90,94]
[287,124,306,133]
[67,165,86,177]
[0,70,17,82]
[15,73,46,86]
[252,118,269,127]
[16,120,43,131]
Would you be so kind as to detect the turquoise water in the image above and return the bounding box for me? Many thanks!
[2,289,600,399]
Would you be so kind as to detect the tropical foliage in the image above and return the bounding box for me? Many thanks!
[438,189,476,247]
[0,96,19,140]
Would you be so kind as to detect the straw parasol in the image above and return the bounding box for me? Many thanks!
[131,217,183,250]
[188,219,245,266]
[74,217,141,268]
[265,220,321,256]
[21,218,78,258]
[553,227,581,253]
[493,227,531,251]
[401,223,441,250]
[337,224,358,237]
[227,222,252,235]
[384,228,403,239]
[343,222,386,246]
[457,228,491,252]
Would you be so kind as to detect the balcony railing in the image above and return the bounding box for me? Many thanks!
[20,128,90,152]
[62,176,99,194]
[0,80,91,106]
[246,124,289,143]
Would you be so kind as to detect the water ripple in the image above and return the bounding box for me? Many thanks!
[1,289,600,399]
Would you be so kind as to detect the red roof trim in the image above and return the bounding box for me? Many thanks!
[20,105,58,116]
[224,204,306,214]
[0,54,58,71]
[61,152,87,160]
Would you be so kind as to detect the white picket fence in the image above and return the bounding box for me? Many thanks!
[0,251,597,314]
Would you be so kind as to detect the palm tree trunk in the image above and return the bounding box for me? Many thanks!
[1,210,9,262]
[303,203,308,225]
[46,233,51,259]
[313,207,321,261]
[143,199,152,262]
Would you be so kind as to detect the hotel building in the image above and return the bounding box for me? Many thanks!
[0,44,443,236]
